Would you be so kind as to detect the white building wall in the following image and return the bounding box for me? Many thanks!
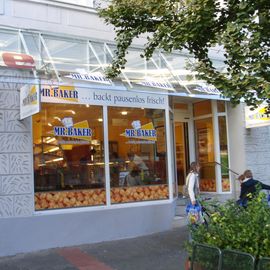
[245,126,270,185]
[0,0,110,38]
[0,68,34,218]
[227,103,246,199]
[227,102,270,196]
[0,0,116,43]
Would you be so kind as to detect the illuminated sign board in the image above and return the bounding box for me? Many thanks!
[65,72,111,85]
[245,104,270,128]
[193,84,221,95]
[41,85,79,103]
[53,119,92,142]
[137,78,174,91]
[41,87,168,109]
[20,83,40,120]
[121,121,157,144]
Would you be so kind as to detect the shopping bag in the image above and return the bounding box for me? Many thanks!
[186,203,204,225]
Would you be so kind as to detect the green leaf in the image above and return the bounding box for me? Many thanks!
[99,0,270,110]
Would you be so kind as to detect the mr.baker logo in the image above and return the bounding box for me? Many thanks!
[22,85,38,106]
[122,120,157,141]
[247,106,269,121]
[41,85,79,103]
[54,117,92,141]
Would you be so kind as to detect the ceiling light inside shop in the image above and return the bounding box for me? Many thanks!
[44,147,59,154]
[38,164,46,167]
[87,162,105,166]
[86,104,90,108]
[48,123,52,127]
[91,140,100,145]
[46,137,56,143]
[54,116,61,121]
[98,118,103,122]
[121,111,128,115]
[45,157,64,164]
[64,110,76,115]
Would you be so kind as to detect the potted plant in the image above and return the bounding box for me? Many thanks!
[185,192,270,269]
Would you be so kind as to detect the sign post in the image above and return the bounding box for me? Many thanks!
[20,82,41,120]
[245,104,270,128]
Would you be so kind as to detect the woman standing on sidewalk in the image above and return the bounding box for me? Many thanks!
[185,162,203,227]
[186,162,201,205]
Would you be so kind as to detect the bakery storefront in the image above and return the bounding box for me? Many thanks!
[33,85,230,211]
[0,28,231,255]
[34,87,171,210]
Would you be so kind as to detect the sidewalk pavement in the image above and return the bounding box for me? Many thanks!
[0,217,188,270]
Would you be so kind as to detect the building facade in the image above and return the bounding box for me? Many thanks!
[0,0,268,256]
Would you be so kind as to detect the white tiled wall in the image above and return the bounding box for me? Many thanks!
[244,126,270,185]
[0,68,33,217]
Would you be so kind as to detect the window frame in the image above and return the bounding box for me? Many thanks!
[193,100,231,194]
[33,103,106,210]
[103,105,169,205]
[32,91,172,214]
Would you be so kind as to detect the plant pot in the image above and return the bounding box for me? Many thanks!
[185,259,191,270]
[185,259,203,270]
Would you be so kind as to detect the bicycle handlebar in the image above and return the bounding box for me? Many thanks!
[207,161,240,176]
[200,197,212,202]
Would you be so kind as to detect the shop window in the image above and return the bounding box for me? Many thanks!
[33,104,105,210]
[193,100,212,117]
[108,107,169,203]
[175,122,189,194]
[217,101,226,113]
[219,116,230,192]
[169,111,178,198]
[194,118,216,192]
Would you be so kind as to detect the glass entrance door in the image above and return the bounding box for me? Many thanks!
[174,122,189,195]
